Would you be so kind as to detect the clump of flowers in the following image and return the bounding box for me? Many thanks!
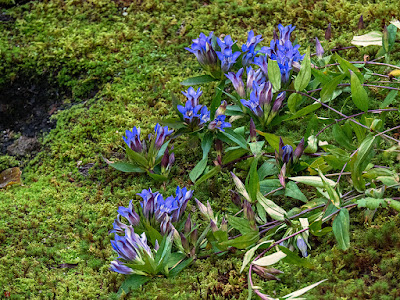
[106,123,174,180]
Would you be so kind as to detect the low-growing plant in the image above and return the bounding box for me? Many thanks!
[106,22,400,299]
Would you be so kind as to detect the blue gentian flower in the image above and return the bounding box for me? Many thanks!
[277,24,296,43]
[225,68,245,98]
[216,35,241,72]
[137,188,163,219]
[258,24,304,83]
[185,32,218,69]
[296,236,308,257]
[177,101,203,123]
[208,114,232,132]
[123,127,143,152]
[154,124,173,149]
[282,144,294,165]
[182,87,203,107]
[241,90,264,117]
[246,66,266,91]
[117,200,140,227]
[110,227,154,273]
[109,260,133,275]
[169,186,193,222]
[198,106,210,125]
[241,30,263,66]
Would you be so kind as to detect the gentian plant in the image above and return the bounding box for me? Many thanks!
[105,123,174,181]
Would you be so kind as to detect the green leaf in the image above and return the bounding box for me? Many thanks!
[169,257,194,278]
[125,146,148,168]
[287,93,303,113]
[289,176,336,188]
[318,170,340,208]
[240,241,273,273]
[294,47,311,91]
[388,199,400,212]
[335,53,362,79]
[195,165,221,186]
[332,124,356,151]
[258,162,279,180]
[105,160,145,173]
[285,102,321,121]
[357,197,386,209]
[259,179,282,195]
[218,230,259,249]
[311,68,331,84]
[220,128,248,149]
[222,148,249,164]
[351,135,376,192]
[189,158,207,182]
[118,274,151,296]
[256,132,295,151]
[332,209,350,250]
[155,140,170,161]
[284,181,308,202]
[210,80,225,119]
[232,172,252,202]
[278,245,313,269]
[257,191,286,221]
[268,59,282,91]
[379,90,398,108]
[227,215,255,235]
[247,158,260,202]
[249,141,265,155]
[350,70,369,112]
[252,251,286,266]
[180,75,217,86]
[201,132,213,159]
[143,223,163,247]
[321,73,346,102]
[147,172,168,182]
[309,220,332,237]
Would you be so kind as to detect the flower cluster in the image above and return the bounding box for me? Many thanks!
[110,186,193,274]
[241,30,263,67]
[178,87,210,128]
[178,87,231,132]
[123,124,173,153]
[110,226,156,275]
[257,24,304,83]
[186,32,241,78]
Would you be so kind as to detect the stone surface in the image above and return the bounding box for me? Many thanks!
[7,136,40,156]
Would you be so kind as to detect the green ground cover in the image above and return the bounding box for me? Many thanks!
[0,0,399,299]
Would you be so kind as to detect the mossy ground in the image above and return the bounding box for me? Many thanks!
[0,0,399,299]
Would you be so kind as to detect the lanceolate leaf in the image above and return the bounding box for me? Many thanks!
[189,158,208,182]
[268,59,282,91]
[351,135,376,192]
[180,75,217,86]
[294,47,311,91]
[289,176,336,188]
[252,251,286,266]
[118,274,151,296]
[350,70,369,112]
[332,209,350,250]
[257,191,286,221]
[240,241,273,273]
[104,159,145,173]
[210,80,225,119]
[321,73,346,102]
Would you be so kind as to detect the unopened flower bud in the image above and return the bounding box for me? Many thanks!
[210,219,218,232]
[184,214,192,234]
[225,68,245,98]
[161,148,169,170]
[220,217,228,232]
[253,265,281,281]
[230,190,242,207]
[180,233,190,251]
[297,236,308,257]
[294,138,305,161]
[315,37,324,59]
[215,100,227,117]
[279,163,286,188]
[325,23,332,40]
[358,15,364,30]
[249,118,257,143]
[190,228,198,246]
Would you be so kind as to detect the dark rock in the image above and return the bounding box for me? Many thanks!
[7,136,40,156]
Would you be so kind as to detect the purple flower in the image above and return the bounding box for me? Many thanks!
[216,35,241,72]
[241,90,264,117]
[296,236,308,257]
[177,100,203,123]
[282,144,293,165]
[253,56,268,77]
[241,30,263,66]
[109,260,133,275]
[208,114,232,132]
[225,68,245,98]
[137,188,163,219]
[315,37,324,59]
[169,186,193,222]
[185,32,218,68]
[111,226,153,263]
[117,200,140,227]
[154,124,173,149]
[182,87,203,107]
[277,24,296,44]
[246,66,266,91]
[123,127,143,152]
